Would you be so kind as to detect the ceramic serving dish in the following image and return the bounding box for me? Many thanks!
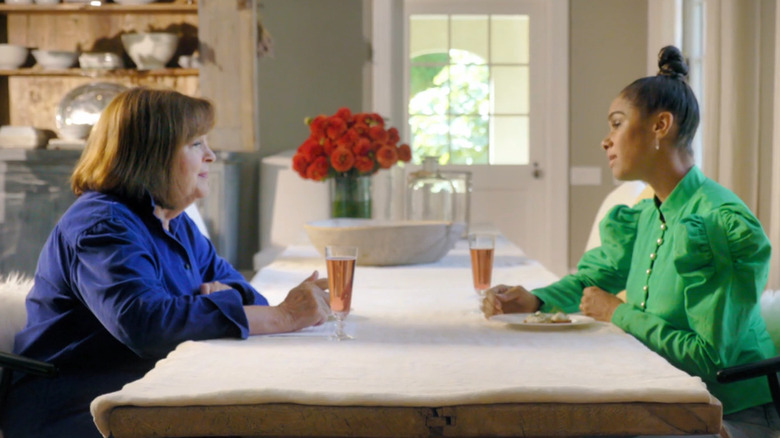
[304,218,465,266]
[32,49,78,69]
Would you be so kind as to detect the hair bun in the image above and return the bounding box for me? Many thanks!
[657,45,688,80]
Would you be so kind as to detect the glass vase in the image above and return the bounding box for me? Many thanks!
[329,174,372,218]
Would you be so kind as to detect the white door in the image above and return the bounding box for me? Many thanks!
[371,0,569,276]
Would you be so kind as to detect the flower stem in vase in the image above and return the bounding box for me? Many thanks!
[330,174,372,219]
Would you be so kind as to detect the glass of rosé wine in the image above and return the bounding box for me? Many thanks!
[469,233,495,295]
[326,245,357,341]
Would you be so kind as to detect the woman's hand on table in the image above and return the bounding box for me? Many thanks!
[579,286,621,322]
[245,271,331,335]
[481,285,541,318]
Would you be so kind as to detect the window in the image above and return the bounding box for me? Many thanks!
[408,12,531,165]
[681,0,705,165]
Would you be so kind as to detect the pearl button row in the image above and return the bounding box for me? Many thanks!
[642,222,667,309]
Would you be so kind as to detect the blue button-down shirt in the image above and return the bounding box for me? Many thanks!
[14,191,268,373]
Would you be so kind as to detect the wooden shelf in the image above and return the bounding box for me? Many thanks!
[0,68,199,77]
[0,3,197,14]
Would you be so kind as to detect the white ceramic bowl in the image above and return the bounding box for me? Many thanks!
[32,50,78,69]
[121,32,179,70]
[304,219,465,266]
[79,52,124,69]
[0,44,29,69]
[58,123,92,140]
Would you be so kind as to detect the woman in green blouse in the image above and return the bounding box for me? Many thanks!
[482,46,779,437]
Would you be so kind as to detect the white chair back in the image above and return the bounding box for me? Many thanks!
[585,181,648,253]
[761,290,780,352]
[0,274,33,353]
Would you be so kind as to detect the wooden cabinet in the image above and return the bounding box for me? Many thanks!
[0,1,199,135]
[0,0,260,152]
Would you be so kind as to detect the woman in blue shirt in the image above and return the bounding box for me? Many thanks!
[1,87,331,438]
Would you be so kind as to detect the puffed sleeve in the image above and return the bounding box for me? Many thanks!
[534,203,643,313]
[614,207,771,380]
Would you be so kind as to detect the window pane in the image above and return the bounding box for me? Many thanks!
[410,15,449,60]
[449,64,489,115]
[491,115,529,164]
[492,66,528,114]
[451,115,489,164]
[452,15,488,64]
[491,15,529,64]
[410,115,449,162]
[409,65,449,116]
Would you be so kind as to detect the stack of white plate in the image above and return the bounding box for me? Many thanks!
[0,126,48,149]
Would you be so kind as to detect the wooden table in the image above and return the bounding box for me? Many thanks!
[93,240,722,437]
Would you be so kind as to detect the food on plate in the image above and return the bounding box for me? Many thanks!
[523,311,572,324]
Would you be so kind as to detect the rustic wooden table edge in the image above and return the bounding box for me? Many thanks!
[108,400,722,438]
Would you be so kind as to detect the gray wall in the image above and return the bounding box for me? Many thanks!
[256,0,367,158]
[568,0,648,268]
[251,0,649,272]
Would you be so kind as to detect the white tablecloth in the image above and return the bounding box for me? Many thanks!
[90,239,714,437]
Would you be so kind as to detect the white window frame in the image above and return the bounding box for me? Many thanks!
[370,0,570,276]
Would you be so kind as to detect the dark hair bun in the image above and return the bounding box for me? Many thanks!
[657,45,688,80]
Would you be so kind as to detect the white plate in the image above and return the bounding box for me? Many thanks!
[489,313,596,328]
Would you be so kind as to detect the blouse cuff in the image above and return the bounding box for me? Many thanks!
[203,292,251,338]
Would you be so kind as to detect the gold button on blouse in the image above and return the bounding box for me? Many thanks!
[650,253,657,260]
[660,223,667,231]
[656,238,663,245]
[643,285,648,291]
[646,268,652,275]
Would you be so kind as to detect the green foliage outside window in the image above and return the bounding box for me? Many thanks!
[409,50,490,165]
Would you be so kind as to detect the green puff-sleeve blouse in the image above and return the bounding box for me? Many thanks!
[533,166,776,414]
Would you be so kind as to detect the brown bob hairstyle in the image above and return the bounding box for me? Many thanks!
[71,86,215,208]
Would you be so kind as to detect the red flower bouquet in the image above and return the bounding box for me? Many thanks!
[292,107,412,181]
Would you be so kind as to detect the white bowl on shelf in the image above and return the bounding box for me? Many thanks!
[79,52,124,70]
[113,0,158,4]
[4,0,34,4]
[32,50,79,69]
[58,123,92,141]
[304,218,465,266]
[33,0,61,4]
[0,44,29,69]
[121,32,179,70]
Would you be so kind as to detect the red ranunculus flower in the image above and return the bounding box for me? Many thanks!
[398,143,412,162]
[292,153,310,177]
[325,117,347,140]
[331,147,355,173]
[376,145,399,169]
[299,138,323,162]
[322,138,338,156]
[353,137,372,156]
[306,156,329,181]
[387,127,400,145]
[294,108,413,181]
[368,125,388,143]
[335,107,353,123]
[354,156,375,174]
[308,115,327,138]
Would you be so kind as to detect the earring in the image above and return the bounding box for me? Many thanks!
[655,139,660,151]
